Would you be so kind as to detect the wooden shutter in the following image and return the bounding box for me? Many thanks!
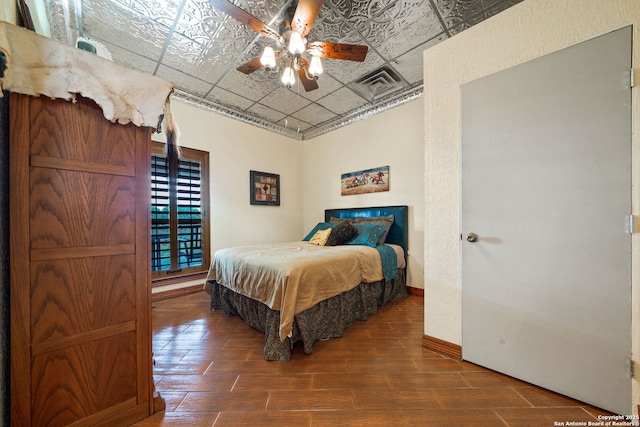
[151,143,208,281]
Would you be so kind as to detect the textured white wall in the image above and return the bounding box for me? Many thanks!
[303,98,425,289]
[0,4,16,24]
[26,0,51,37]
[423,0,639,412]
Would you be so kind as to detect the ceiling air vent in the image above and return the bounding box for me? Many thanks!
[350,66,404,101]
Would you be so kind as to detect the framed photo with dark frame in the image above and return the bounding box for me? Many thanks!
[250,170,280,206]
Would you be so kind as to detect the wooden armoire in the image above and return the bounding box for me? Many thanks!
[9,93,158,426]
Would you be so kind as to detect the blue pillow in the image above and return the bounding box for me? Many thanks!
[303,222,334,241]
[343,223,387,247]
[375,223,392,245]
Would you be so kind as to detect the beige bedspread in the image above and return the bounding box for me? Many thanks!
[205,241,386,341]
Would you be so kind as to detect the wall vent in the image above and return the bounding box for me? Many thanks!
[350,66,404,101]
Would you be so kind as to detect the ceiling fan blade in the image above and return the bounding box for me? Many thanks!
[209,0,281,41]
[237,51,284,74]
[307,41,368,62]
[297,58,319,92]
[237,57,264,74]
[291,0,324,37]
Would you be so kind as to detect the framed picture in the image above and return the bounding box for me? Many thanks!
[341,165,390,196]
[250,170,280,206]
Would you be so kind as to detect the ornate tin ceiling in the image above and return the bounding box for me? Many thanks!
[44,0,523,139]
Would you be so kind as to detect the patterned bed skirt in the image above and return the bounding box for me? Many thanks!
[208,269,408,361]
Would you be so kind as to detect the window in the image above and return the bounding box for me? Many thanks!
[151,141,210,283]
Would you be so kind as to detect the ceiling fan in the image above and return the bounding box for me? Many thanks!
[209,0,369,91]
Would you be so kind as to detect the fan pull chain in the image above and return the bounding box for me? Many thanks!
[296,77,301,133]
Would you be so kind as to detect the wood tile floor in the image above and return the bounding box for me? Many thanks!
[133,291,611,427]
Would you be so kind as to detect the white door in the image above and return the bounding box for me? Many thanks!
[461,27,632,414]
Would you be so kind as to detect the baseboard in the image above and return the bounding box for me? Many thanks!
[152,284,204,302]
[422,334,462,361]
[406,286,424,297]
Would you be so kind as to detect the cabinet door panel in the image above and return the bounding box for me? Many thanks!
[29,169,136,249]
[11,94,152,426]
[30,255,136,344]
[29,96,135,168]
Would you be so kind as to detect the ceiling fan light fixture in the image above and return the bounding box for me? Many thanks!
[308,54,323,78]
[260,46,277,70]
[212,0,369,93]
[281,64,296,87]
[288,31,306,56]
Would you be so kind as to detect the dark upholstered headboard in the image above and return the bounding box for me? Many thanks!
[324,205,409,255]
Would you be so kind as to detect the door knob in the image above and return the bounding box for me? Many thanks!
[466,232,479,242]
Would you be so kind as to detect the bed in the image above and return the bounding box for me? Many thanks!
[204,205,409,360]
